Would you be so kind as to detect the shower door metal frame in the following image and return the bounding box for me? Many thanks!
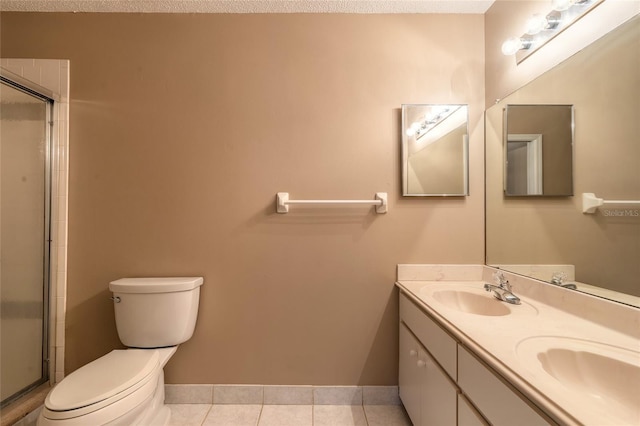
[0,76,54,407]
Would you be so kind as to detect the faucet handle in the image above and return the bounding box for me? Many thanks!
[493,271,511,290]
[550,271,566,285]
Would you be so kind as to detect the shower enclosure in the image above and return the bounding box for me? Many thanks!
[0,78,53,406]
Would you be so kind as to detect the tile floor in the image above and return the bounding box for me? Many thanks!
[168,404,412,426]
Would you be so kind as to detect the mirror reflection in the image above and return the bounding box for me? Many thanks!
[402,104,468,196]
[486,15,640,306]
[504,105,573,196]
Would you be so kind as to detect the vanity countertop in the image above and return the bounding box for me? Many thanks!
[396,276,640,426]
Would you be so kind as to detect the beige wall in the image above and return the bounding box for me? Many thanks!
[1,13,485,385]
[486,17,640,296]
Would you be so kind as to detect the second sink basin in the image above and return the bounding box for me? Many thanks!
[516,336,640,425]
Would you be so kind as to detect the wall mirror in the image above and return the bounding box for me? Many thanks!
[504,104,574,196]
[486,15,640,306]
[401,104,468,196]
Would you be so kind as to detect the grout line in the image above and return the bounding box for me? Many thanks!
[255,404,263,426]
[199,404,213,426]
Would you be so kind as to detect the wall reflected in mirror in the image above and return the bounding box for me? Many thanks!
[486,15,640,306]
[504,105,573,196]
[402,104,469,196]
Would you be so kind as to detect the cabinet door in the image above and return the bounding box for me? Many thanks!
[419,347,457,426]
[458,394,489,426]
[399,323,421,426]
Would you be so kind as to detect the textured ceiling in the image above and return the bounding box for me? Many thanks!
[0,0,495,14]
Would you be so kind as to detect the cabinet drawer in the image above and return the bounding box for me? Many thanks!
[399,293,457,379]
[458,345,552,426]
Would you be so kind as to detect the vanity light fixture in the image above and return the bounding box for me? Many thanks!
[502,0,604,63]
[405,106,458,141]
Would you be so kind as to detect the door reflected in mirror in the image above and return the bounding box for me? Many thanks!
[504,105,573,196]
[401,104,469,196]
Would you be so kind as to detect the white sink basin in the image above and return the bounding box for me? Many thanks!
[431,289,511,316]
[419,284,538,317]
[517,336,640,425]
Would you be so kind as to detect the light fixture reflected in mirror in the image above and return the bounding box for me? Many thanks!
[405,106,459,140]
[502,0,604,64]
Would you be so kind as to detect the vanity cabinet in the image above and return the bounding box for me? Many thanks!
[399,292,554,426]
[399,323,457,426]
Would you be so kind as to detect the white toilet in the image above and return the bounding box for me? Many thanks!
[38,277,204,426]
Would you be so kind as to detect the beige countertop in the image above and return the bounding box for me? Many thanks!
[396,277,640,426]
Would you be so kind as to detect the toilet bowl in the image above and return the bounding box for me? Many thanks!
[38,277,203,425]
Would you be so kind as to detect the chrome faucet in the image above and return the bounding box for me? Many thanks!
[484,272,521,305]
[550,272,577,290]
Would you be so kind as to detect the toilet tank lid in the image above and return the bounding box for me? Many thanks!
[109,277,203,293]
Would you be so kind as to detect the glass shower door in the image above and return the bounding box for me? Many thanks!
[0,80,52,405]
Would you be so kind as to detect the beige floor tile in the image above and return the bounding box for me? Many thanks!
[313,405,368,426]
[363,405,412,426]
[257,405,312,426]
[202,404,262,426]
[168,404,212,426]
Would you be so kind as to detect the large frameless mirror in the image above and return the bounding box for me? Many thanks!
[401,104,469,196]
[504,104,574,196]
[486,15,640,306]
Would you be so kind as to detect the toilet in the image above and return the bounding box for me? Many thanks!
[38,277,204,426]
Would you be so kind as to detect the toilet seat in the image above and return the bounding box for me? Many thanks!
[42,349,160,421]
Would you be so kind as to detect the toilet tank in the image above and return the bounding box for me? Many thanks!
[108,277,203,348]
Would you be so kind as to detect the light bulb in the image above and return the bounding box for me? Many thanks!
[526,14,548,35]
[433,106,449,117]
[501,37,523,56]
[406,122,421,137]
[552,0,573,12]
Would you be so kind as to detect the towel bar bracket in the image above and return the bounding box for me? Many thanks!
[582,192,640,214]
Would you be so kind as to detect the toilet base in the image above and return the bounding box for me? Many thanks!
[129,373,170,426]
